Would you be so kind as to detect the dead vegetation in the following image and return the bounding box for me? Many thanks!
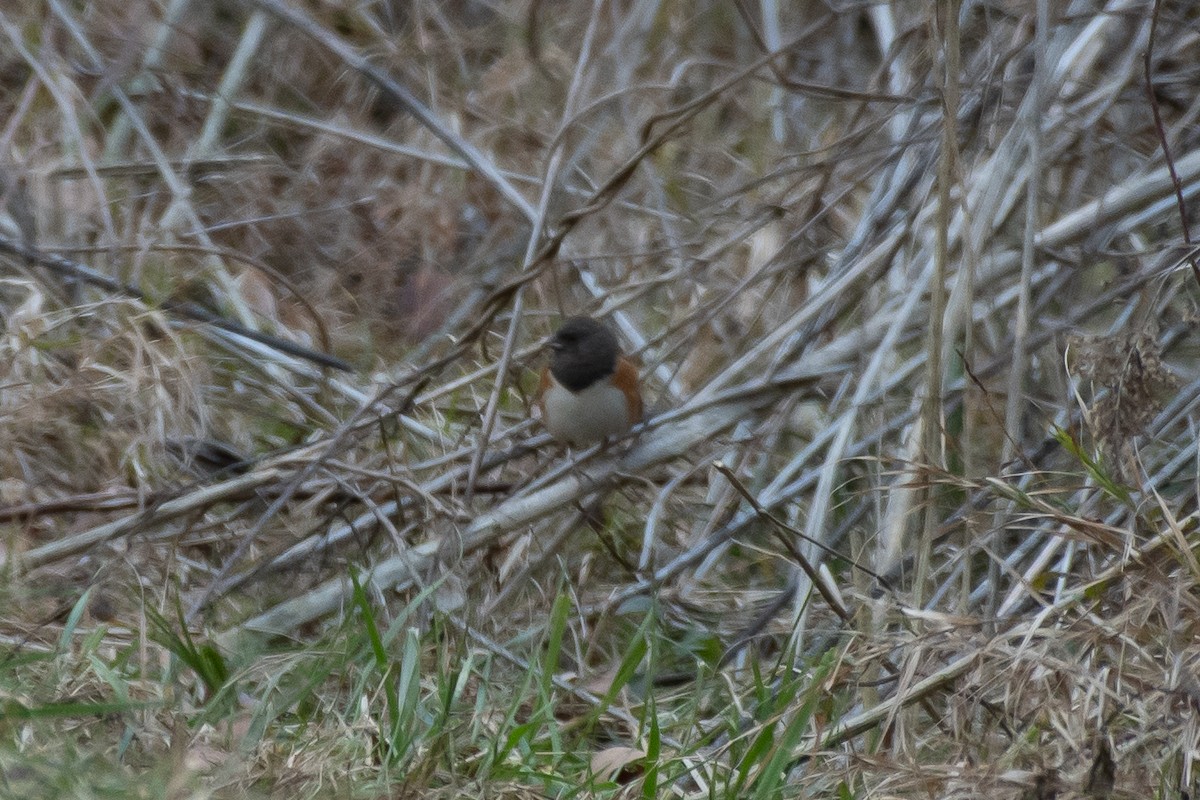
[2,0,1200,797]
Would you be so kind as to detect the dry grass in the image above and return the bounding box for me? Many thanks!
[2,0,1200,797]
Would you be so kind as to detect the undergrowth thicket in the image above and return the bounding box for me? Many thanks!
[1,1,1199,797]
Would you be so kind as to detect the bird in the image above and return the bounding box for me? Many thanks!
[537,316,643,445]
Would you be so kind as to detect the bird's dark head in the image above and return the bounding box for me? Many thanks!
[547,316,619,392]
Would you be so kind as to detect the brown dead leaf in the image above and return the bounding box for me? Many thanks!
[590,745,647,784]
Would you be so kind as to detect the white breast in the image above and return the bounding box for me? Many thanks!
[542,380,632,445]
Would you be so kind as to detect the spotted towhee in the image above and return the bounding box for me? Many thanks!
[537,316,643,445]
